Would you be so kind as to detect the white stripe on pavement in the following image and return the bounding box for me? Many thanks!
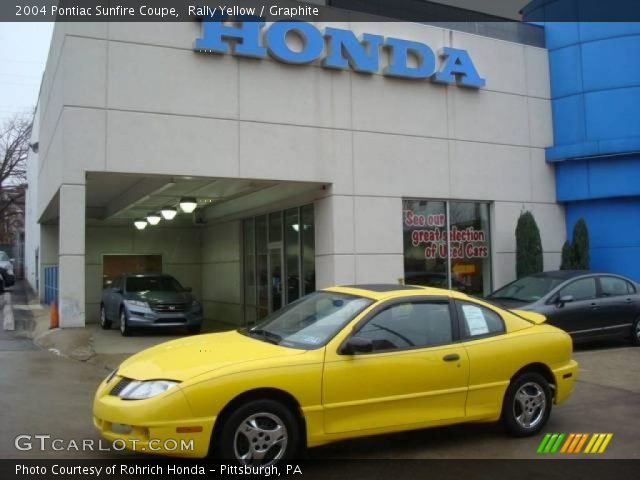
[3,292,14,331]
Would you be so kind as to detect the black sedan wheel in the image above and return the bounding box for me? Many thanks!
[502,373,552,437]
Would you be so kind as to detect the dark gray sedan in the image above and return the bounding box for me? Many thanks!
[100,273,203,336]
[487,270,640,345]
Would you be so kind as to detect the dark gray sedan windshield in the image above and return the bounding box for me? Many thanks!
[244,291,373,349]
[489,276,565,303]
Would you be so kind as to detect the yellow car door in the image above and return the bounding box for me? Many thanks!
[322,298,469,434]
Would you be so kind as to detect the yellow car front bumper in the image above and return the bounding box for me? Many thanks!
[93,378,214,458]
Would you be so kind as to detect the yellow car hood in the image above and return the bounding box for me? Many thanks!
[116,331,305,382]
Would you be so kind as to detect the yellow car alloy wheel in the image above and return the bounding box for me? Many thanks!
[513,381,547,429]
[217,399,301,466]
[502,373,553,437]
[233,412,288,465]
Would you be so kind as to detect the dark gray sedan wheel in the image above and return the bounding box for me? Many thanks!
[631,317,640,346]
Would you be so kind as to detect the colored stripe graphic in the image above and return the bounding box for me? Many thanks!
[550,433,565,453]
[585,433,614,454]
[544,434,558,453]
[560,433,575,453]
[584,434,598,453]
[538,433,613,454]
[537,433,552,454]
[537,433,566,454]
[598,433,613,453]
[574,434,589,453]
[568,434,583,453]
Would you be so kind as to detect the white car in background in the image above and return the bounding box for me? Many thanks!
[0,251,15,292]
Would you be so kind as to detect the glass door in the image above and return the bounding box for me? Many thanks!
[268,212,284,313]
[243,219,257,326]
[255,215,269,320]
[242,205,315,325]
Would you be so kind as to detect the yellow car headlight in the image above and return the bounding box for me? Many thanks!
[118,380,180,400]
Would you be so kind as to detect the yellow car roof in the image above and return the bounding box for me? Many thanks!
[325,284,466,301]
[324,284,537,332]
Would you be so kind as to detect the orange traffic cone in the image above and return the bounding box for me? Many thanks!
[50,303,59,329]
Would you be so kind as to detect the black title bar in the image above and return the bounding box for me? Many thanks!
[3,0,640,22]
[3,459,640,480]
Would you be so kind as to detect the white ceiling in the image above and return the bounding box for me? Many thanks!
[84,172,322,226]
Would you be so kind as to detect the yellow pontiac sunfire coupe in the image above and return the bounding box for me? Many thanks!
[93,284,578,465]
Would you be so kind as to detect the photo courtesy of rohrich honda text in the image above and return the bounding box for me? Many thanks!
[0,1,639,479]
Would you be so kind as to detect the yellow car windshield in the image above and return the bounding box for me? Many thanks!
[243,292,373,350]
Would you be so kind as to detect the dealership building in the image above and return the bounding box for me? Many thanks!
[22,6,639,328]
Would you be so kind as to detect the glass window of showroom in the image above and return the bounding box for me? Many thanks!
[403,199,492,296]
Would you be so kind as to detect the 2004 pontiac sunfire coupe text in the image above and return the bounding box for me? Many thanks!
[93,284,578,465]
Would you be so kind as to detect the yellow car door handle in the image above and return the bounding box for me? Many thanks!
[443,353,460,362]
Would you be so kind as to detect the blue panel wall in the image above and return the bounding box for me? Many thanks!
[536,19,640,280]
[566,199,640,280]
[545,23,640,161]
[556,155,640,202]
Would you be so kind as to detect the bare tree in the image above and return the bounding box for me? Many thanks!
[0,115,32,243]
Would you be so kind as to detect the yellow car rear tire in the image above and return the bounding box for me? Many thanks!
[502,372,552,437]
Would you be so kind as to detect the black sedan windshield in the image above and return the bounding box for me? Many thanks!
[244,291,373,349]
[489,276,565,303]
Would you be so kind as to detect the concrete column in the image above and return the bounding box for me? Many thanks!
[314,194,405,288]
[351,196,404,284]
[58,184,86,328]
[314,195,356,289]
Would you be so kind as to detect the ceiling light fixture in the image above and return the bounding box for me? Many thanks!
[146,212,162,225]
[179,197,198,213]
[160,206,177,220]
[134,219,148,230]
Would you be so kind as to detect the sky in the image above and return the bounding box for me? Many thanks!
[0,22,54,127]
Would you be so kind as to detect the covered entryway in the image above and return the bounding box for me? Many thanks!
[38,171,324,329]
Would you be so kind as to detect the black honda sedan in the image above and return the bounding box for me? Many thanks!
[487,271,640,345]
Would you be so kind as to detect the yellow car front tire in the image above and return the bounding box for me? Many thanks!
[216,399,302,466]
